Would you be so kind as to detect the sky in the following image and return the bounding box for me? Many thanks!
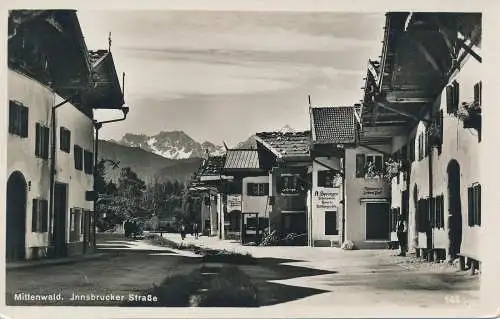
[78,10,385,147]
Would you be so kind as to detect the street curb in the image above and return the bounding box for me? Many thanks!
[6,253,108,270]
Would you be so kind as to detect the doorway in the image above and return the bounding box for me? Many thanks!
[365,202,390,240]
[447,160,462,258]
[53,183,68,258]
[6,171,27,261]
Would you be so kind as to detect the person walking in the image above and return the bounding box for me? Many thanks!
[396,214,408,256]
[193,223,199,239]
[180,224,186,241]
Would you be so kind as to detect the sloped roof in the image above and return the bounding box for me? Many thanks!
[224,149,260,170]
[83,50,124,109]
[310,106,357,144]
[255,131,311,160]
[198,155,226,177]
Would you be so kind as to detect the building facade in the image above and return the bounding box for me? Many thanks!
[6,10,126,261]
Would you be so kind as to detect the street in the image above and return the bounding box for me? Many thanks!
[5,232,479,311]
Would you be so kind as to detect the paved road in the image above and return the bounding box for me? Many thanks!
[5,232,482,316]
[159,232,481,316]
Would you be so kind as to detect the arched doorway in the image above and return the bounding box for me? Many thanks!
[6,171,27,261]
[447,160,462,259]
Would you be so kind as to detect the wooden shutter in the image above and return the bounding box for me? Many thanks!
[35,123,41,157]
[474,81,482,106]
[21,105,29,137]
[32,199,39,232]
[446,85,454,113]
[43,126,49,159]
[263,183,269,196]
[8,101,16,134]
[477,184,481,226]
[453,81,460,112]
[468,187,473,227]
[41,199,48,232]
[355,154,365,177]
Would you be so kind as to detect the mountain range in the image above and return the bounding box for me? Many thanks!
[99,125,297,184]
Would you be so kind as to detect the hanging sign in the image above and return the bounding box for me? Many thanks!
[226,194,242,211]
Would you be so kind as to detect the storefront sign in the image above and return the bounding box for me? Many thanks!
[361,186,385,198]
[313,189,340,210]
[226,195,242,211]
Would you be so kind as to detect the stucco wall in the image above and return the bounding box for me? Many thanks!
[242,175,272,218]
[311,157,342,246]
[7,70,94,259]
[392,51,481,260]
[344,145,391,245]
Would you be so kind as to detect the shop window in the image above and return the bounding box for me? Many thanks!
[70,208,82,241]
[279,174,306,194]
[9,100,29,137]
[31,198,48,233]
[324,211,338,235]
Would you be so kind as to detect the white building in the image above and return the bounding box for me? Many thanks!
[6,10,126,261]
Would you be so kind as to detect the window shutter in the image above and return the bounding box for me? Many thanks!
[41,200,48,232]
[21,106,29,137]
[474,82,479,105]
[43,126,49,159]
[477,184,481,226]
[356,154,365,177]
[446,85,454,113]
[264,183,269,196]
[35,123,41,157]
[9,101,15,134]
[430,197,435,228]
[247,183,253,196]
[468,187,473,227]
[32,199,38,232]
[453,81,460,112]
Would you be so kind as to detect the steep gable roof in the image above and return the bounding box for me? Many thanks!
[224,149,261,171]
[254,130,311,161]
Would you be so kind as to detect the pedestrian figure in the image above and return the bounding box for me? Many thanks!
[193,223,199,239]
[124,219,131,238]
[396,214,408,256]
[180,224,186,240]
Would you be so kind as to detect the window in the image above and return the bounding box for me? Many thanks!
[433,195,445,229]
[74,145,83,170]
[473,81,482,106]
[355,154,384,178]
[60,127,71,152]
[9,100,29,137]
[31,198,48,233]
[84,150,94,175]
[279,174,306,194]
[247,183,269,196]
[324,211,338,235]
[446,80,460,114]
[317,170,338,188]
[70,208,82,241]
[468,184,481,226]
[35,123,50,159]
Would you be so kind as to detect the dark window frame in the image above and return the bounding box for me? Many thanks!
[31,198,48,233]
[83,150,94,175]
[247,182,269,196]
[317,170,338,188]
[59,127,71,153]
[35,123,50,159]
[74,145,83,170]
[9,100,29,138]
